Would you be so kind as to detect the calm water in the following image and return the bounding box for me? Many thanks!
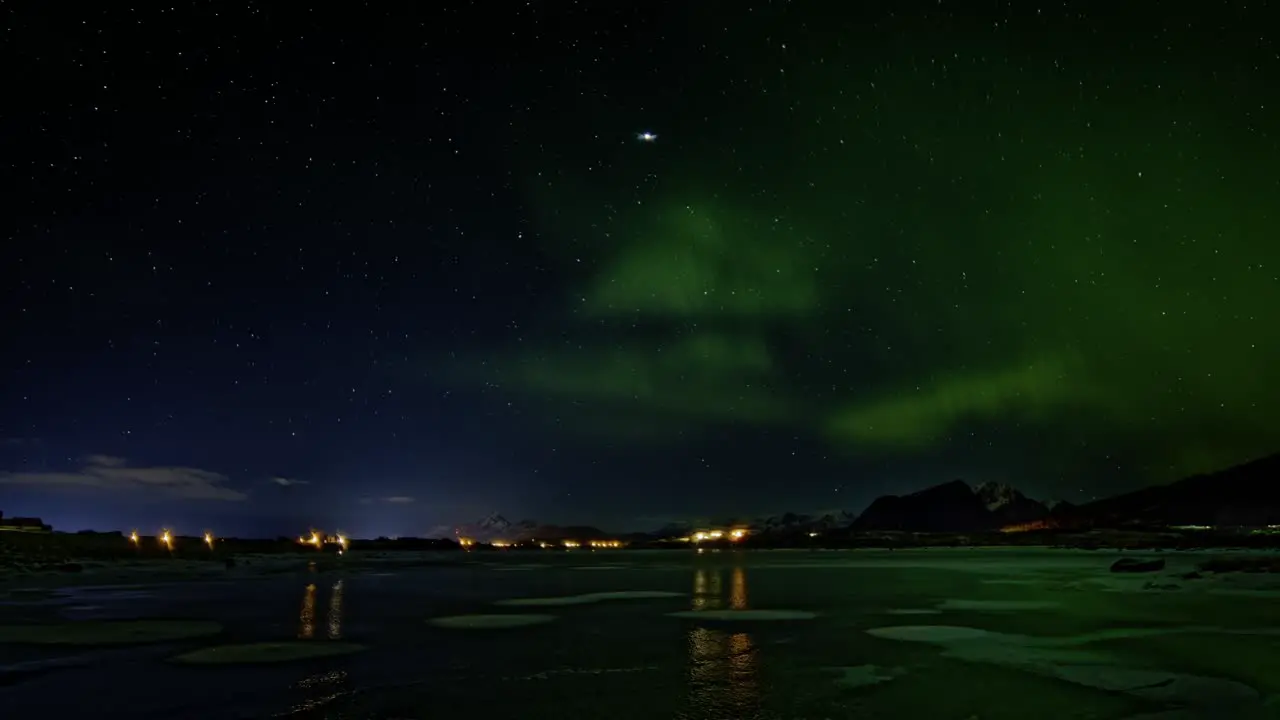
[1,549,1277,719]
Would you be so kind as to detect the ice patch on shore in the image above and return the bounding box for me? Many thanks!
[668,609,817,621]
[866,624,1265,714]
[0,619,222,645]
[495,591,682,607]
[430,614,556,629]
[172,641,365,664]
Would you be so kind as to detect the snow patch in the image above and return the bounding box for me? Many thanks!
[430,614,556,629]
[667,609,817,621]
[0,619,222,645]
[172,641,365,664]
[867,625,992,643]
[495,591,682,607]
[866,624,1266,714]
[827,664,905,689]
[884,608,942,615]
[937,599,1060,611]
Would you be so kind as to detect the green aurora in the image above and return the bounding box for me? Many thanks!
[449,14,1278,485]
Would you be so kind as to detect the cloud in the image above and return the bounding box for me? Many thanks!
[270,476,309,487]
[86,454,126,467]
[0,455,248,501]
[358,496,414,505]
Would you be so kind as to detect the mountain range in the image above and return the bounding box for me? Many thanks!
[441,513,609,543]
[435,452,1280,540]
[845,452,1280,534]
[1050,452,1280,529]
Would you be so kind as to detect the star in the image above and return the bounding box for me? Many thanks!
[636,131,658,143]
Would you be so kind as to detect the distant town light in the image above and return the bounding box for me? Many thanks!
[689,529,746,543]
[204,531,215,548]
[129,530,139,544]
[159,529,173,550]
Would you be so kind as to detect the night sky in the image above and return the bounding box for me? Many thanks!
[3,2,1278,538]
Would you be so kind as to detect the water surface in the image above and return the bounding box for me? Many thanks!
[1,549,1276,719]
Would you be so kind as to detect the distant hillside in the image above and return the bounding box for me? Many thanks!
[431,453,1280,543]
[1058,452,1280,528]
[633,484,1048,537]
[447,513,607,542]
[748,511,856,537]
[852,480,1000,533]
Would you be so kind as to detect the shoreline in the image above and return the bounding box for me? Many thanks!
[3,544,1278,590]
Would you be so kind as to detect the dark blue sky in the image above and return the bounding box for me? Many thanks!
[4,2,1277,538]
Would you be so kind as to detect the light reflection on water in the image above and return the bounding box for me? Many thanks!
[730,563,748,610]
[297,580,344,640]
[327,580,344,639]
[691,565,749,612]
[289,668,354,715]
[298,584,316,639]
[286,581,352,715]
[287,567,763,716]
[687,566,760,716]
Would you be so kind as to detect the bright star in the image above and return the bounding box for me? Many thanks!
[636,131,658,143]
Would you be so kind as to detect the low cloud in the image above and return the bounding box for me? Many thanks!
[86,454,127,467]
[0,455,248,501]
[359,496,415,505]
[271,476,309,487]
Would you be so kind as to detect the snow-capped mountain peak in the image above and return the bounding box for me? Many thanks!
[975,481,1020,511]
[974,482,1049,526]
[479,513,512,532]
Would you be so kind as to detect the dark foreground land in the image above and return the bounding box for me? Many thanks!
[1,546,1279,719]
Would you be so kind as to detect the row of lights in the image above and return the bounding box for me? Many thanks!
[296,530,349,552]
[555,540,622,548]
[475,534,742,547]
[128,529,745,551]
[459,538,624,549]
[688,529,748,542]
[128,530,215,550]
